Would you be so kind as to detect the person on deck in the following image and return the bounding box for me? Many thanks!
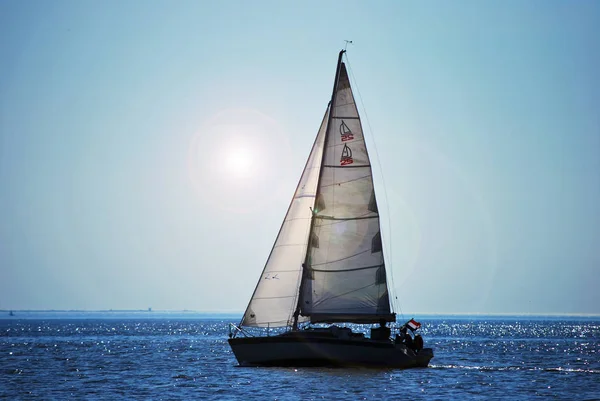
[414,334,424,351]
[379,319,390,339]
[371,319,391,341]
[404,331,414,349]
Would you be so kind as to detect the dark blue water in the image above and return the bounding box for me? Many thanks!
[1,313,598,399]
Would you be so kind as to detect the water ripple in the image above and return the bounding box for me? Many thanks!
[1,317,599,399]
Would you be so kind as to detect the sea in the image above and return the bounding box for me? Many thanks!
[1,312,598,400]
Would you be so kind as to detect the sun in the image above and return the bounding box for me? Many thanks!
[225,146,255,179]
[188,108,293,213]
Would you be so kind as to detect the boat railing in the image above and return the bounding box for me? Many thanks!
[228,323,252,338]
[229,323,290,338]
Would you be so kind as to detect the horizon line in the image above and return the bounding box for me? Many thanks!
[1,309,599,317]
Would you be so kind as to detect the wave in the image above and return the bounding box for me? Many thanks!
[429,364,599,374]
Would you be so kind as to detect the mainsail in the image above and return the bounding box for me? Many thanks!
[299,55,394,324]
[240,50,393,328]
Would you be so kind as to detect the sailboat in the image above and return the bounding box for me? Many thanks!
[228,50,434,368]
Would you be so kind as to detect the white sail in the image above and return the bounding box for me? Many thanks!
[300,62,393,324]
[240,107,329,327]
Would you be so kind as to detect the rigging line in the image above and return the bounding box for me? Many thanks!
[321,174,371,187]
[282,216,312,222]
[344,53,403,321]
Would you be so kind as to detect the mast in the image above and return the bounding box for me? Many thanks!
[293,49,346,330]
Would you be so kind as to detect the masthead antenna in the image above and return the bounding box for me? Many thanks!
[344,40,353,50]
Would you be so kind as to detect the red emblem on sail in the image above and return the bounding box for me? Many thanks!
[340,144,353,166]
[340,120,354,142]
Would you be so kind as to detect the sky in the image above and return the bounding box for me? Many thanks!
[1,1,599,315]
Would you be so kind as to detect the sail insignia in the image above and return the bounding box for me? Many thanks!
[340,144,353,166]
[340,120,354,142]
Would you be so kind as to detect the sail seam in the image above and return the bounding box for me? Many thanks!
[323,164,371,168]
[334,100,353,107]
[317,210,378,227]
[311,263,383,273]
[316,215,377,221]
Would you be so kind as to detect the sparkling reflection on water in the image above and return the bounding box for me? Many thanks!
[1,315,598,399]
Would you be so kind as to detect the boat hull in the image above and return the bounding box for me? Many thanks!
[228,333,433,368]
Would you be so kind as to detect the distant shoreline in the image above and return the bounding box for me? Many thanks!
[0,309,241,314]
[1,310,599,318]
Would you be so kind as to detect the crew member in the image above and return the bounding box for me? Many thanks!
[414,334,424,351]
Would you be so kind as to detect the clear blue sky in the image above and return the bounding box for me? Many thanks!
[1,1,598,314]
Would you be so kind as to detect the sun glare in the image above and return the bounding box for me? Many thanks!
[225,146,254,178]
[188,108,293,213]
